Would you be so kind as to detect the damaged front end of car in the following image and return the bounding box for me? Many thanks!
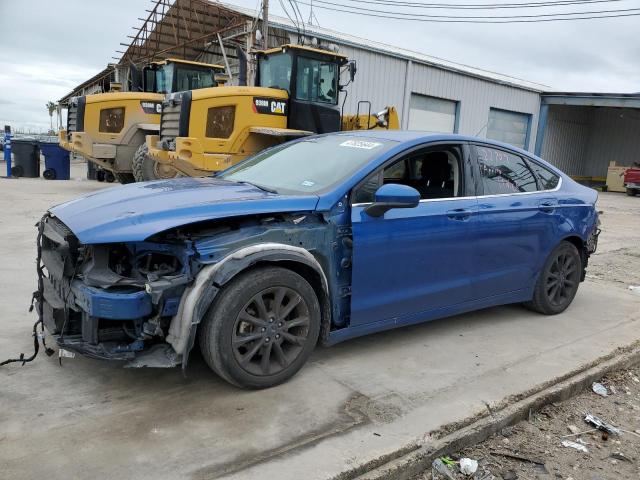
[38,214,195,367]
[36,205,337,371]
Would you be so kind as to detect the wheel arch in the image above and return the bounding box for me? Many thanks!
[560,234,589,281]
[169,243,331,371]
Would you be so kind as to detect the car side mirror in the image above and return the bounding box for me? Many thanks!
[363,184,420,217]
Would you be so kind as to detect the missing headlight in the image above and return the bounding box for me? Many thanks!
[136,252,182,276]
[108,244,133,276]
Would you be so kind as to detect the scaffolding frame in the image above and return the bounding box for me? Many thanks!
[117,0,249,66]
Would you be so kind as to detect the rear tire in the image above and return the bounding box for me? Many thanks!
[132,143,179,182]
[199,266,321,389]
[525,241,582,315]
[627,188,637,196]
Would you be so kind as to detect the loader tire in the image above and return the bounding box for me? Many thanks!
[114,172,135,184]
[132,143,179,182]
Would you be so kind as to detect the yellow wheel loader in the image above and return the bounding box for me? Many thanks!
[59,59,225,183]
[145,45,399,178]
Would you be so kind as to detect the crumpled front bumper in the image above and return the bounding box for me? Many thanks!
[42,280,153,361]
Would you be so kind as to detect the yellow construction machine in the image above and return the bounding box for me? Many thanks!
[145,45,399,179]
[59,59,226,183]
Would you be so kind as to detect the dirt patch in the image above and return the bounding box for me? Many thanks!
[587,192,640,289]
[418,366,640,479]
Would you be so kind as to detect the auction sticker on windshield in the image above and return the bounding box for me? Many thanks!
[340,140,382,150]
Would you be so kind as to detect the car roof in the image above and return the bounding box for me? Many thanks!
[312,130,562,211]
[333,130,544,164]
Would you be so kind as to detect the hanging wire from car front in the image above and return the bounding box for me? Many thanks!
[0,214,55,367]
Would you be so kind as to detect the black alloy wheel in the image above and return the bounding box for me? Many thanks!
[232,286,311,377]
[525,241,582,315]
[199,266,321,389]
[544,250,580,308]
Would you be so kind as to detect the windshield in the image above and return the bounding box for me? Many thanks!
[258,52,292,91]
[218,135,396,195]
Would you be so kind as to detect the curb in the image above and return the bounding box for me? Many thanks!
[345,345,640,480]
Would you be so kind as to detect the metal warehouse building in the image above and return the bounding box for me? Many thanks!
[536,93,640,180]
[63,0,639,180]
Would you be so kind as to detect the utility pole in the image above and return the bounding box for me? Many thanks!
[262,0,269,49]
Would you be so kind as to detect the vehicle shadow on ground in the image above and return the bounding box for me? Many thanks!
[44,301,534,394]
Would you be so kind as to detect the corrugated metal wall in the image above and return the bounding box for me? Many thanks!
[335,44,541,152]
[584,107,640,177]
[540,105,592,176]
[541,105,640,177]
[334,44,409,123]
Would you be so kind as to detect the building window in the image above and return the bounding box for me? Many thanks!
[475,145,538,195]
[408,94,458,133]
[487,108,531,150]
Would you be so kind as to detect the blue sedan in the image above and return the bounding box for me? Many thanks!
[38,131,600,388]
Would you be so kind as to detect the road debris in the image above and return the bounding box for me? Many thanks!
[418,367,640,480]
[592,382,609,397]
[490,451,544,465]
[610,451,633,463]
[432,458,456,480]
[584,413,622,435]
[561,439,589,453]
[458,458,477,475]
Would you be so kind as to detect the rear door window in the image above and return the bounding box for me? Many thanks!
[475,145,537,195]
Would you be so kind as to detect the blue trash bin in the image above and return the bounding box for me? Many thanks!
[39,141,70,180]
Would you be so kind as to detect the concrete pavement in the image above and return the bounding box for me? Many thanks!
[1,163,639,479]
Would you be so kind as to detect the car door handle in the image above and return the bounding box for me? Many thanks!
[538,201,557,213]
[446,208,472,220]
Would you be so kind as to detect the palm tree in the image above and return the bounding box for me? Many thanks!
[46,101,56,133]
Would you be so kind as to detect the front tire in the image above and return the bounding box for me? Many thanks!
[627,188,637,196]
[132,143,179,182]
[199,266,321,389]
[525,241,582,315]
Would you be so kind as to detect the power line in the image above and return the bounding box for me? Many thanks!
[279,0,301,34]
[308,0,640,18]
[314,0,630,8]
[292,0,640,21]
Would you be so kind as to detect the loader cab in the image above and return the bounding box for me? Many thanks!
[142,59,225,94]
[255,45,349,134]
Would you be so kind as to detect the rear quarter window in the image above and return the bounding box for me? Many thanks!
[527,160,560,190]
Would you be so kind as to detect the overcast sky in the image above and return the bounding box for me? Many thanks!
[0,0,638,131]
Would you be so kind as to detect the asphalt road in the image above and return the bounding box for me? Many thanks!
[1,162,639,480]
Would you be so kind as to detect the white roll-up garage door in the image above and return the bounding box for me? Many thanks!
[487,108,531,149]
[408,94,458,133]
